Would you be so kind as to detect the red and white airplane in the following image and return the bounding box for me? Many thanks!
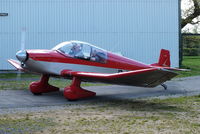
[8,40,182,100]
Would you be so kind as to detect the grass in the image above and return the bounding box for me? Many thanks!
[0,78,105,90]
[0,72,39,79]
[0,115,55,134]
[1,95,199,134]
[41,95,200,134]
[178,56,200,77]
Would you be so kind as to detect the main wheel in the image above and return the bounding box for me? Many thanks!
[32,92,42,95]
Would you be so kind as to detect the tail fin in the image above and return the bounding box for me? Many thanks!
[151,49,171,67]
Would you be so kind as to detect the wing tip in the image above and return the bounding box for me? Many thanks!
[7,59,24,71]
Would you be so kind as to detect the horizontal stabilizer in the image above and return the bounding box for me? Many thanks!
[159,66,190,71]
[151,49,189,71]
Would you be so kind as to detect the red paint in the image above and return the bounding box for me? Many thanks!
[63,77,96,100]
[27,49,150,71]
[29,75,59,94]
[151,49,170,67]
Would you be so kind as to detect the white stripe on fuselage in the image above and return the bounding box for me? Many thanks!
[24,58,122,75]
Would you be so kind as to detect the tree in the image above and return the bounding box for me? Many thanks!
[182,0,200,31]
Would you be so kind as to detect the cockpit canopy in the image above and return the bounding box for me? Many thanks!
[52,41,107,63]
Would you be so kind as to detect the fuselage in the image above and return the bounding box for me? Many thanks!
[15,41,152,76]
[23,49,151,76]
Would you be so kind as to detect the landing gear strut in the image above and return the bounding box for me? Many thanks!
[161,83,167,90]
[29,75,59,95]
[64,77,96,100]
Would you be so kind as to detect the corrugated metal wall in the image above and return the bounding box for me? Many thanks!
[0,0,179,70]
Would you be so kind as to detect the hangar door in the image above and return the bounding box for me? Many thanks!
[0,0,179,70]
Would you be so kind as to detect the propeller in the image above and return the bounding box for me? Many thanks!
[16,27,26,80]
[20,27,26,51]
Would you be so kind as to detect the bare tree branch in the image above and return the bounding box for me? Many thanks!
[190,20,200,24]
[182,0,200,28]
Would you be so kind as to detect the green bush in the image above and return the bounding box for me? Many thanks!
[183,48,199,56]
[182,35,200,56]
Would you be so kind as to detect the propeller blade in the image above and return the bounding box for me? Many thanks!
[16,71,22,81]
[20,27,26,51]
[16,27,26,80]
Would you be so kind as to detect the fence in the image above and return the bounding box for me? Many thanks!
[182,34,200,56]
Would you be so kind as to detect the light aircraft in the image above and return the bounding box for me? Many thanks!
[8,40,183,100]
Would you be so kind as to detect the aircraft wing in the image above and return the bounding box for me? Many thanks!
[8,59,25,71]
[61,68,177,87]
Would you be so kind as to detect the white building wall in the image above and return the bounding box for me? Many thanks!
[0,0,179,70]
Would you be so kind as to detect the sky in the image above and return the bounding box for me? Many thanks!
[181,0,200,33]
[181,0,192,10]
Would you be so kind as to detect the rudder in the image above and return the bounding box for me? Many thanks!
[151,49,171,67]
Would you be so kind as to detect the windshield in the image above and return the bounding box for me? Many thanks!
[53,41,107,63]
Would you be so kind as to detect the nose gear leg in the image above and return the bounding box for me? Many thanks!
[29,75,59,95]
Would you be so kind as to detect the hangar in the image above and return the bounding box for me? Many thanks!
[0,0,180,70]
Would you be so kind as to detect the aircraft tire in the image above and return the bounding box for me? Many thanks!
[33,93,42,95]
